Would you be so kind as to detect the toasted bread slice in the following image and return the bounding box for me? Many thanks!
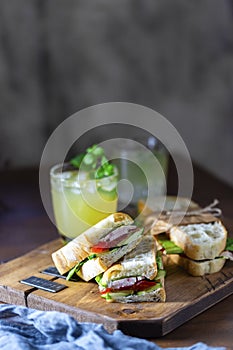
[77,229,144,281]
[101,235,158,285]
[52,212,134,275]
[170,254,226,276]
[169,221,227,260]
[97,236,166,303]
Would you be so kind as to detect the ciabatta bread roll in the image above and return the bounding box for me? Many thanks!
[169,221,227,260]
[52,213,145,281]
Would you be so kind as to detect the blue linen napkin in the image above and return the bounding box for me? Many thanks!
[0,304,225,350]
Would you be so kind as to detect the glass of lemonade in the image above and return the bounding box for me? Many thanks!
[50,146,118,241]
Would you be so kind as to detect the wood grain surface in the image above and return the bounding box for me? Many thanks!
[1,238,232,337]
[1,164,233,348]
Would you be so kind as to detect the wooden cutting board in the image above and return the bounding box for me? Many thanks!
[0,238,233,338]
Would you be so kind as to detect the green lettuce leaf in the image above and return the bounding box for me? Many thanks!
[158,239,184,254]
[225,237,233,252]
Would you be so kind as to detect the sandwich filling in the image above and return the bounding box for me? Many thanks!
[157,229,233,276]
[158,232,233,262]
[90,225,141,252]
[66,224,144,281]
[95,237,166,302]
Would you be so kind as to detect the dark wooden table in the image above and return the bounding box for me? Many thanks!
[0,163,233,349]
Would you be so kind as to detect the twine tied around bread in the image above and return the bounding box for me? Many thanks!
[144,199,222,234]
[163,199,222,218]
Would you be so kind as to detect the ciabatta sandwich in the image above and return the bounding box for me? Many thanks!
[95,235,166,302]
[168,221,228,276]
[52,213,144,281]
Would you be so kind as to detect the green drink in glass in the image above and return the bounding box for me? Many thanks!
[50,145,118,241]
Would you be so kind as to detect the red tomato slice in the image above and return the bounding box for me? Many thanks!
[91,247,109,253]
[100,288,111,295]
[132,280,156,291]
[102,280,157,294]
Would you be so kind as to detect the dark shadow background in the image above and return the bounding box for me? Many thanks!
[0,0,233,186]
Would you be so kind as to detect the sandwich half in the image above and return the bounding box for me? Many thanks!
[52,212,144,281]
[168,221,228,276]
[95,235,166,302]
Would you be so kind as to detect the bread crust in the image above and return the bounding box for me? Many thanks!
[78,232,144,281]
[52,243,92,275]
[101,235,158,285]
[107,287,166,303]
[52,212,133,275]
[77,257,108,281]
[170,254,226,276]
[169,222,227,260]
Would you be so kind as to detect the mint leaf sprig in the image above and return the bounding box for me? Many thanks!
[70,154,85,168]
[70,144,116,180]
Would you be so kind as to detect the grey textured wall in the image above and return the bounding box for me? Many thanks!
[0,0,233,186]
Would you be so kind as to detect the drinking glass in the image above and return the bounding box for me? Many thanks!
[110,136,169,209]
[50,163,118,241]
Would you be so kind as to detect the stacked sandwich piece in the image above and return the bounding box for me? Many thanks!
[52,212,166,303]
[96,235,166,302]
[144,198,232,277]
[168,221,228,276]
